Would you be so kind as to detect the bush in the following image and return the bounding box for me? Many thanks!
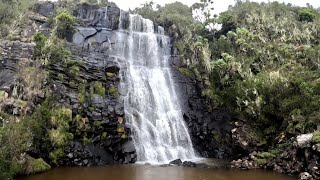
[54,9,76,39]
[32,32,48,59]
[24,157,51,175]
[298,8,318,22]
[312,131,320,143]
[0,118,32,179]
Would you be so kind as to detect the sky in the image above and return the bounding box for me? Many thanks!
[114,0,320,14]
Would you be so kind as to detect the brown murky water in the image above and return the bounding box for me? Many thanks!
[19,164,295,180]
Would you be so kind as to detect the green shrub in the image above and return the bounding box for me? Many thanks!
[54,9,76,39]
[93,81,105,97]
[298,8,318,22]
[49,148,64,165]
[312,131,320,143]
[0,120,30,179]
[256,152,276,159]
[101,132,107,140]
[33,32,48,59]
[78,83,86,104]
[82,134,91,145]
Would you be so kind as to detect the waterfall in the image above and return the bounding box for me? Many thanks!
[111,13,196,163]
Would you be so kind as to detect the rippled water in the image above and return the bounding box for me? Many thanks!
[19,165,295,180]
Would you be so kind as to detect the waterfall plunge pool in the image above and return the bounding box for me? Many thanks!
[19,162,294,180]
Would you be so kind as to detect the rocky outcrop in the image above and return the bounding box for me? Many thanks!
[230,133,320,180]
[0,41,43,116]
[0,41,34,91]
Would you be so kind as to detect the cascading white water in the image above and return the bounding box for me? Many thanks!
[111,13,196,163]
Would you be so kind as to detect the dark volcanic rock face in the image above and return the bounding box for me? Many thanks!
[48,42,136,165]
[170,67,234,159]
[0,41,35,91]
[46,3,138,165]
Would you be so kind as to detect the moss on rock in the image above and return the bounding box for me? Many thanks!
[108,85,119,97]
[24,157,51,175]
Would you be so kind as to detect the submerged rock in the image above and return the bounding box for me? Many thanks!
[183,161,196,167]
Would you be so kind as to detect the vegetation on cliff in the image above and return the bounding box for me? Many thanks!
[186,1,320,145]
[136,0,320,145]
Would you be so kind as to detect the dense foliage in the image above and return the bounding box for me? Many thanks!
[177,1,320,145]
[132,1,193,33]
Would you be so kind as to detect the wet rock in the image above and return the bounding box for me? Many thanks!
[312,144,320,153]
[183,161,196,167]
[297,134,313,148]
[231,125,257,154]
[231,158,258,170]
[169,159,182,166]
[299,172,313,180]
[122,141,135,153]
[196,163,209,168]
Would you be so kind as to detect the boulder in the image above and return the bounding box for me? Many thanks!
[299,172,313,180]
[297,134,313,148]
[122,141,135,153]
[182,161,196,167]
[169,159,182,166]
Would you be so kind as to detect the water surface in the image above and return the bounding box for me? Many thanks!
[19,165,295,180]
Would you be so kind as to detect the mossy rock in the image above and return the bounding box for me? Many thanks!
[24,157,51,175]
[117,127,125,133]
[101,132,108,140]
[88,106,95,112]
[108,85,119,97]
[106,72,115,78]
[89,82,105,100]
[212,131,221,142]
[93,121,102,129]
